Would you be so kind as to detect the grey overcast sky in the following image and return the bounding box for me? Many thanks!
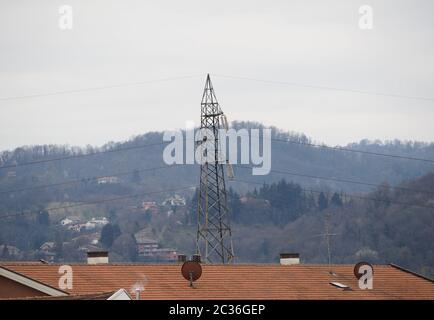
[0,0,433,151]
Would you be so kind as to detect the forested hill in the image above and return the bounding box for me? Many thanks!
[209,171,434,278]
[1,121,433,203]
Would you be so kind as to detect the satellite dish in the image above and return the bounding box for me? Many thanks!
[354,261,374,279]
[181,261,202,287]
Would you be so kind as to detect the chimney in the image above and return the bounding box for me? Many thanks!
[177,254,187,263]
[87,251,109,264]
[280,253,300,265]
[192,254,201,263]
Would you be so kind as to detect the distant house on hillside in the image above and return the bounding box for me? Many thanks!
[60,216,81,226]
[134,229,158,257]
[61,218,73,226]
[84,222,96,230]
[72,233,100,246]
[67,224,84,232]
[0,245,21,259]
[6,170,16,178]
[136,237,159,257]
[96,176,119,185]
[38,242,56,262]
[154,248,177,261]
[162,194,186,207]
[78,244,102,253]
[141,201,157,210]
[90,217,109,226]
[66,217,108,232]
[240,196,270,207]
[134,229,177,262]
[39,242,55,253]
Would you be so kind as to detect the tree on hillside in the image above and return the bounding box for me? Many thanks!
[373,183,391,208]
[1,245,10,260]
[100,224,121,248]
[37,211,50,226]
[111,233,138,262]
[109,209,117,222]
[54,231,64,260]
[131,170,141,183]
[144,210,152,223]
[185,188,198,225]
[227,187,242,222]
[253,179,309,224]
[318,192,328,211]
[330,193,343,207]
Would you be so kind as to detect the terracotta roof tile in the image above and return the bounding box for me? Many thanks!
[1,263,433,300]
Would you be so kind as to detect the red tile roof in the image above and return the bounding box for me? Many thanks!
[1,263,433,300]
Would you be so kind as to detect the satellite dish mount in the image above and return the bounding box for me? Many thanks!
[181,261,202,288]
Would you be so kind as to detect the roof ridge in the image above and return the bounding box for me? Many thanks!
[0,265,69,296]
[389,263,434,283]
[0,262,395,266]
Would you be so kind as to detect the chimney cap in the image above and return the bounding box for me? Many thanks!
[192,254,201,263]
[178,254,187,263]
[280,253,299,259]
[87,250,109,257]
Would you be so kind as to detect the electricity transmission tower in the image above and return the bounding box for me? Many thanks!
[196,74,234,264]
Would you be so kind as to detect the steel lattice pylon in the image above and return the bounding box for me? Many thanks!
[196,74,234,264]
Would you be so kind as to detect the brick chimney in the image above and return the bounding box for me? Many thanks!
[177,254,187,263]
[192,254,201,263]
[280,253,300,265]
[87,251,109,264]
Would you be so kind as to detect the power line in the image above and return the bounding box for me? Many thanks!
[2,73,432,102]
[0,141,169,170]
[0,75,203,102]
[213,74,434,102]
[234,165,434,195]
[2,159,431,204]
[231,178,434,210]
[0,139,432,195]
[1,171,432,220]
[0,164,180,195]
[0,185,196,220]
[2,136,433,172]
[271,137,434,164]
[209,130,434,163]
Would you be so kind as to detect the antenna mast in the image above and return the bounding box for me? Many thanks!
[323,212,338,271]
[325,213,332,267]
[196,74,234,264]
